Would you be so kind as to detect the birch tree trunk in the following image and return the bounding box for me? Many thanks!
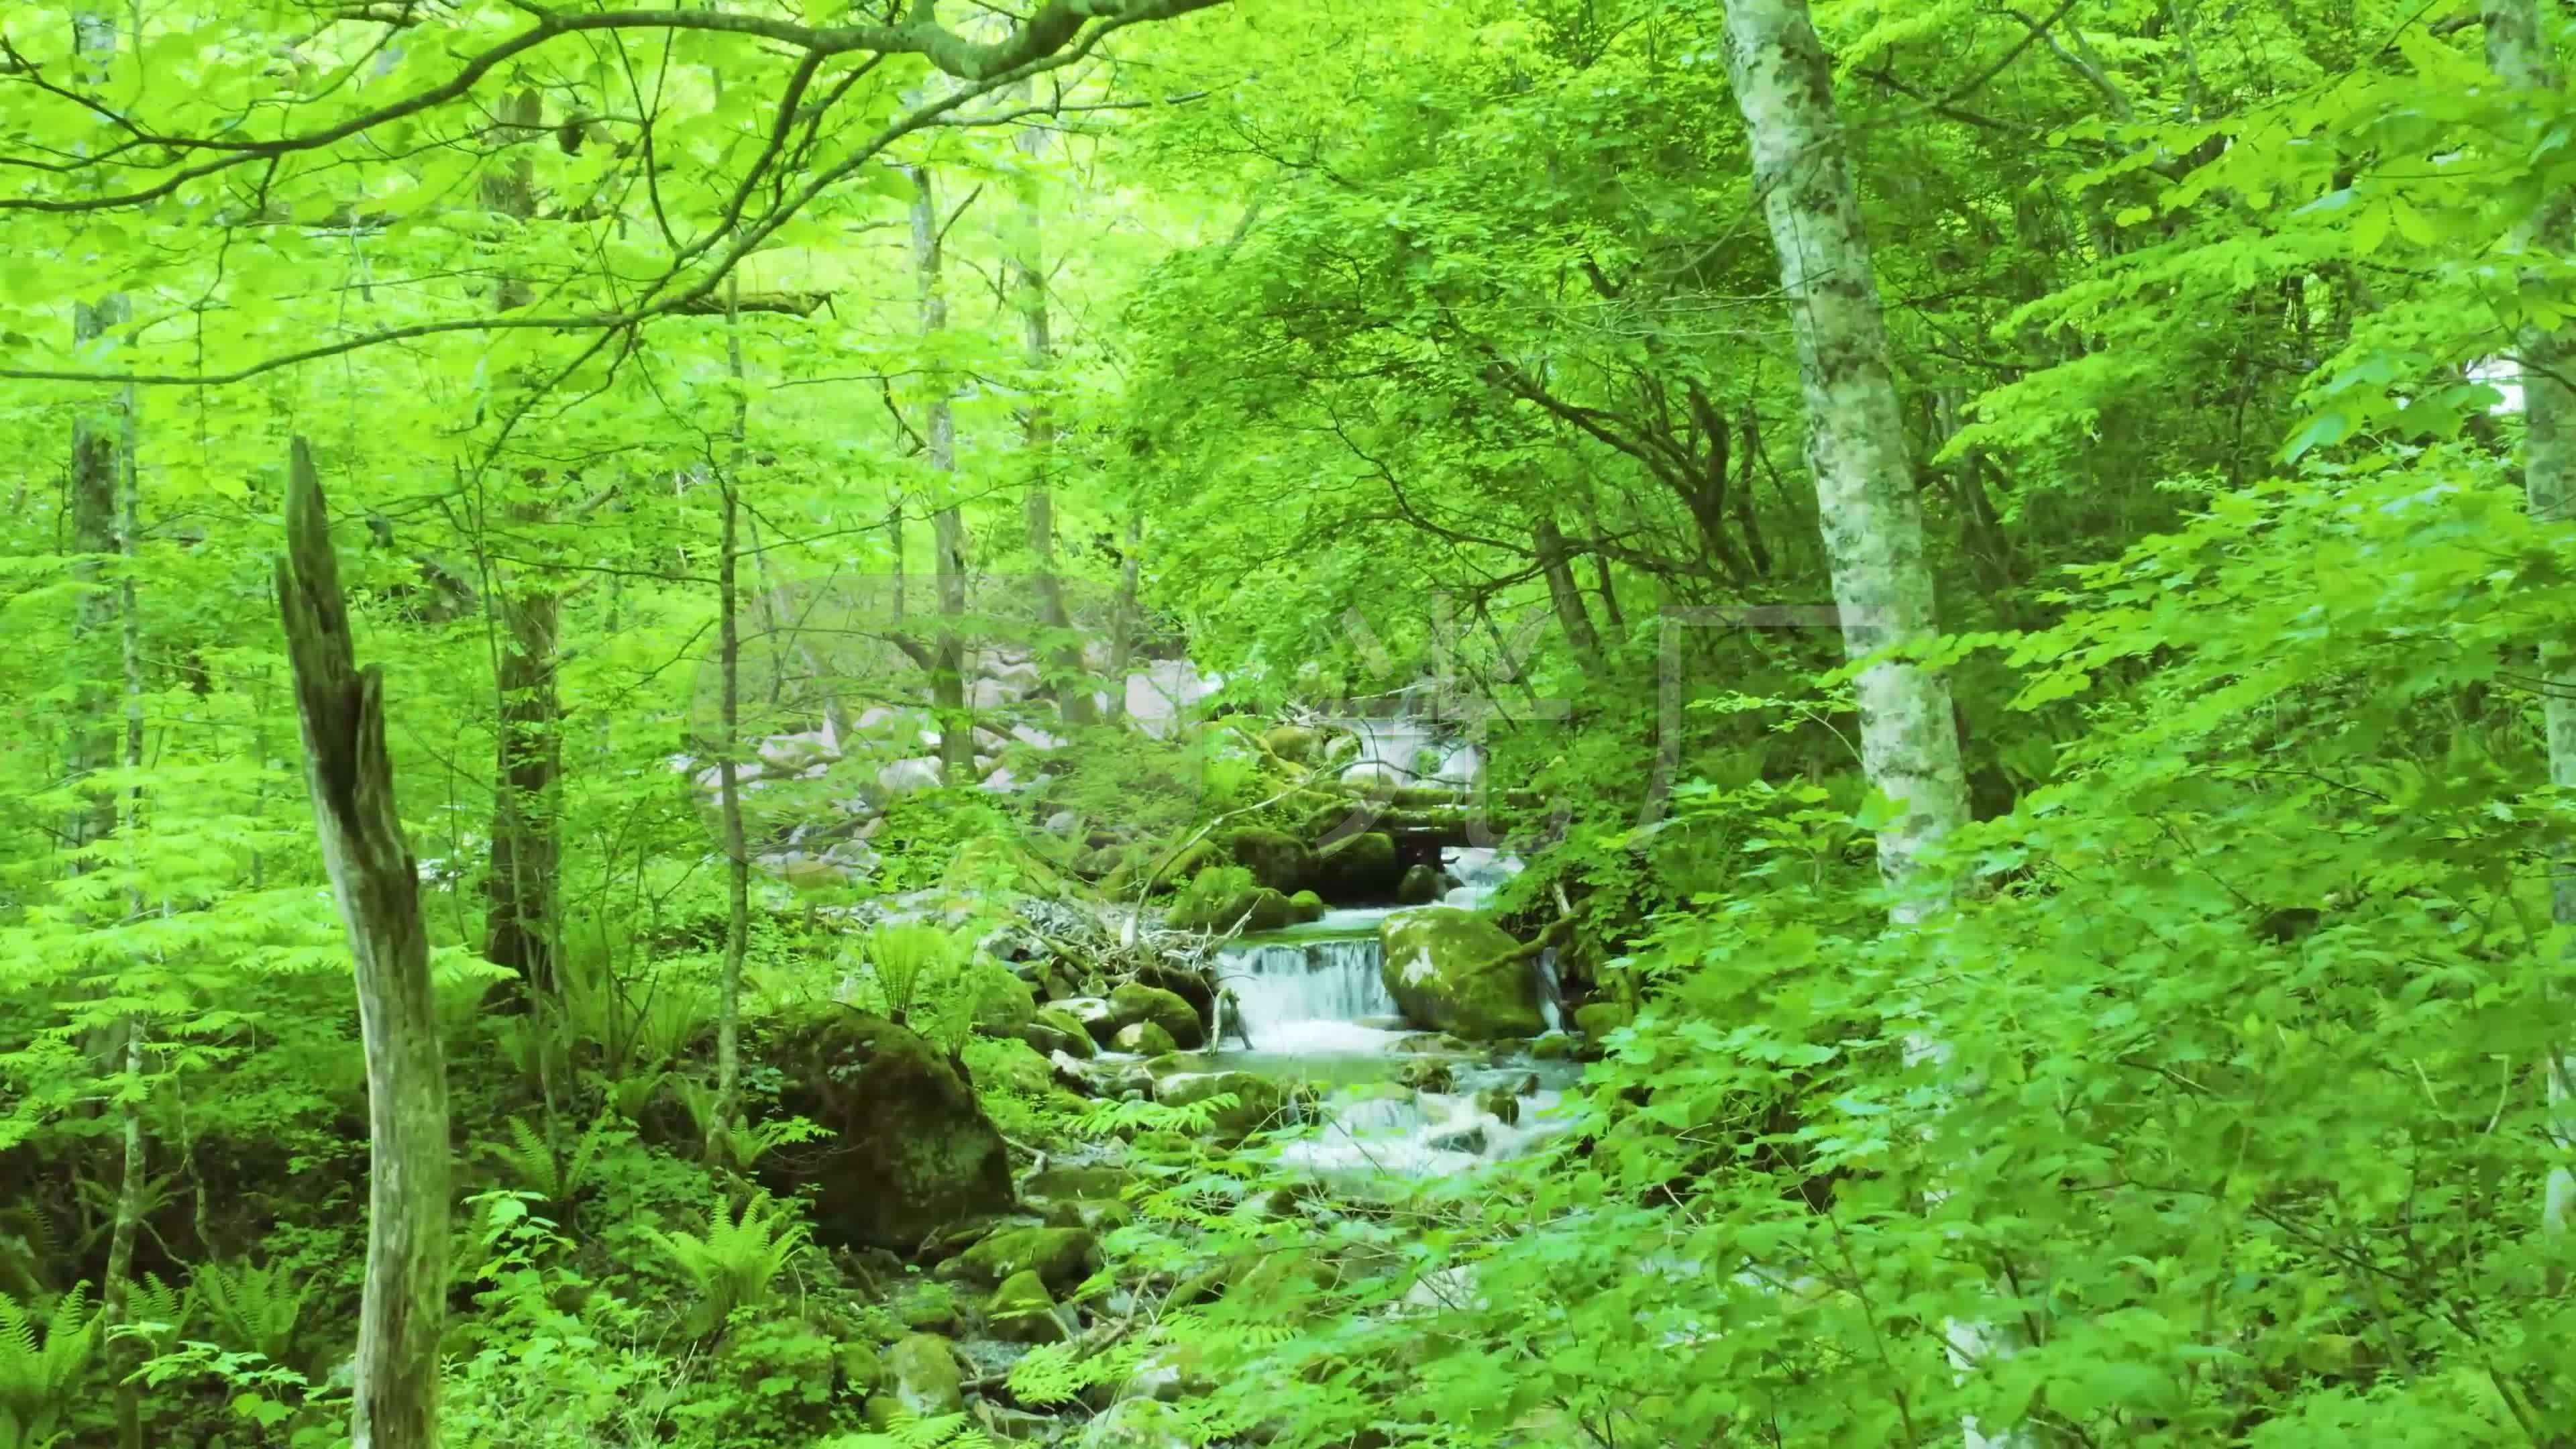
[1012,120,1095,728]
[1717,3,2002,1444]
[105,376,146,1449]
[1106,508,1142,723]
[910,164,975,777]
[275,437,449,1449]
[2482,0,2576,1249]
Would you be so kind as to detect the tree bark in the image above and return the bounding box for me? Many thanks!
[1532,515,1604,672]
[1717,3,1997,1444]
[480,87,561,1000]
[910,164,975,777]
[711,282,751,1166]
[1014,120,1095,728]
[2482,0,2576,1252]
[1106,507,1142,722]
[276,437,449,1449]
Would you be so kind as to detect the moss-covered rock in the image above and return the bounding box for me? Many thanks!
[1110,982,1204,1049]
[936,1226,1101,1293]
[1052,996,1119,1044]
[1397,862,1443,905]
[1112,1020,1179,1055]
[1016,1014,1089,1059]
[1226,827,1316,894]
[1476,1087,1521,1126]
[1260,724,1320,761]
[1527,1032,1575,1060]
[876,1333,963,1419]
[1378,908,1545,1040]
[1044,1197,1134,1233]
[758,1011,1013,1250]
[966,1037,1059,1099]
[987,1269,1067,1344]
[837,1340,881,1395]
[1022,1164,1130,1202]
[1572,1000,1634,1038]
[1316,830,1401,901]
[1166,883,1299,934]
[1080,1397,1189,1449]
[1288,889,1326,922]
[973,974,1039,1034]
[1155,1070,1288,1144]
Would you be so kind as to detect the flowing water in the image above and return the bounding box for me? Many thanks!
[1208,850,1585,1188]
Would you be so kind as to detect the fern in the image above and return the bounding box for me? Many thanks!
[667,1079,830,1170]
[115,1273,190,1358]
[646,1189,808,1333]
[483,1110,621,1215]
[1073,1092,1234,1142]
[820,1407,1000,1448]
[0,1283,99,1446]
[192,1260,312,1369]
[1002,1336,1150,1408]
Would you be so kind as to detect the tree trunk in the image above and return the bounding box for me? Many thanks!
[1717,2,1996,1443]
[105,370,145,1449]
[1532,515,1604,672]
[1106,508,1142,722]
[2483,0,2576,1252]
[276,437,449,1449]
[481,87,561,1000]
[1014,121,1095,728]
[910,164,975,777]
[711,282,751,1167]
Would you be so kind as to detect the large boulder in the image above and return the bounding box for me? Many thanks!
[1396,862,1442,906]
[1316,831,1402,901]
[1226,828,1316,894]
[1378,908,1546,1040]
[974,973,1040,1035]
[758,1011,1014,1250]
[1110,982,1204,1050]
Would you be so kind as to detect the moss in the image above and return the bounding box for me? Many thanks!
[1110,981,1204,1049]
[757,1010,1013,1250]
[1397,862,1443,905]
[1316,830,1401,900]
[1288,889,1326,922]
[936,1226,1100,1292]
[1378,908,1545,1040]
[1031,1006,1097,1058]
[987,1269,1066,1344]
[1225,826,1316,893]
[1112,1020,1179,1055]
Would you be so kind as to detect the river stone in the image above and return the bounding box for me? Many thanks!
[1081,1397,1189,1449]
[1155,1070,1286,1144]
[1226,826,1316,894]
[1112,1020,1179,1055]
[1261,724,1320,761]
[1316,830,1401,900]
[975,973,1040,1034]
[1110,982,1204,1049]
[1399,1058,1455,1093]
[1572,1000,1634,1038]
[1477,1087,1521,1126]
[1054,996,1120,1044]
[1379,908,1546,1040]
[1396,862,1443,906]
[1288,889,1326,922]
[877,1333,963,1419]
[969,1038,1059,1099]
[1046,1197,1134,1233]
[987,1269,1067,1344]
[1132,962,1217,1026]
[759,1011,1013,1250]
[1167,883,1299,934]
[1017,1014,1089,1059]
[1023,1164,1131,1202]
[937,1226,1100,1293]
[1527,1032,1575,1060]
[837,1338,881,1394]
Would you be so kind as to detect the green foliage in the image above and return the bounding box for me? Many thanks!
[0,1284,98,1449]
[484,1112,625,1222]
[191,1258,317,1373]
[646,1191,809,1336]
[821,1411,999,1449]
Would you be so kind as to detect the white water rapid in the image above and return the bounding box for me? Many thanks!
[1209,853,1582,1190]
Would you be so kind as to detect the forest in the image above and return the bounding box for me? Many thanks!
[5,0,2576,1445]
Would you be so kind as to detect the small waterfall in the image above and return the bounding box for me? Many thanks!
[1440,847,1522,909]
[1535,947,1565,1034]
[1216,918,1403,1055]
